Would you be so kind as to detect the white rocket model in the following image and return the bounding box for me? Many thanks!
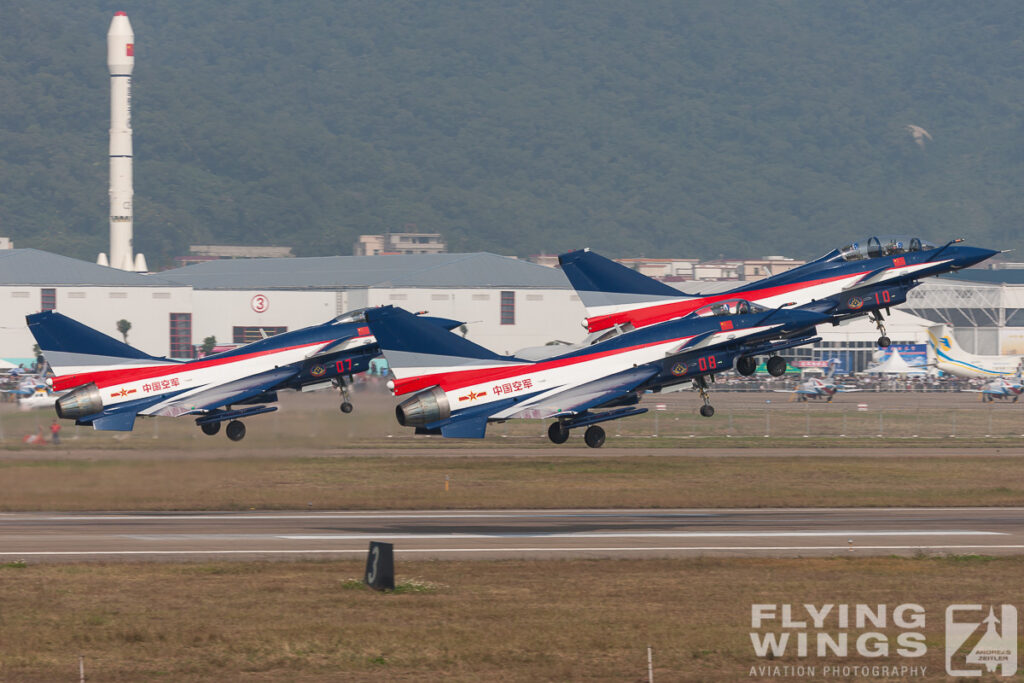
[100,12,146,272]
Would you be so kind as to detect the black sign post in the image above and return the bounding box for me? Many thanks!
[364,541,395,591]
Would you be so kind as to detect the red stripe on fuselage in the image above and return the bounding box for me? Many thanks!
[392,334,694,396]
[51,341,323,392]
[586,272,854,332]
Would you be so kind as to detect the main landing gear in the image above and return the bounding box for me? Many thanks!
[870,311,891,347]
[736,355,758,376]
[547,423,605,449]
[225,420,246,441]
[336,377,354,413]
[200,419,246,441]
[583,426,605,449]
[546,406,648,448]
[766,355,788,377]
[196,405,277,442]
[548,422,569,444]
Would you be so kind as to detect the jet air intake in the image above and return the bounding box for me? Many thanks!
[395,386,450,427]
[55,383,103,419]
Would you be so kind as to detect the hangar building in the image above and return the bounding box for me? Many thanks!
[0,250,585,364]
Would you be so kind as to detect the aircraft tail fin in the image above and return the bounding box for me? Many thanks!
[365,306,525,395]
[26,311,174,389]
[825,358,840,378]
[927,324,964,356]
[558,249,691,308]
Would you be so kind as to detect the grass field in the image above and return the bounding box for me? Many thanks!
[1,555,1020,681]
[3,390,1023,680]
[3,452,1024,510]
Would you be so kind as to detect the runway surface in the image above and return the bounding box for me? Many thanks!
[3,507,1024,561]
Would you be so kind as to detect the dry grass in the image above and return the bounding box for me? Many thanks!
[0,555,1021,681]
[1,453,1024,511]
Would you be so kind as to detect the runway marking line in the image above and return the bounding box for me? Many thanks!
[276,531,1003,540]
[3,544,1024,557]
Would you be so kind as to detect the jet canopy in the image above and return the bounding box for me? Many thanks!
[331,308,369,324]
[691,299,767,318]
[835,236,936,262]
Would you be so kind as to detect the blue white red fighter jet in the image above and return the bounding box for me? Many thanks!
[26,309,460,441]
[365,302,828,448]
[559,236,998,347]
[965,377,1024,403]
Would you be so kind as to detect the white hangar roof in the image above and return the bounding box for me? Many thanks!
[158,252,572,290]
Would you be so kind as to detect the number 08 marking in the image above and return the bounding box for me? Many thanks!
[697,356,717,372]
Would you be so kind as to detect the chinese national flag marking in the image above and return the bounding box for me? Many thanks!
[126,43,134,57]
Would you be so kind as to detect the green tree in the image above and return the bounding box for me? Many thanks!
[201,336,217,356]
[116,319,132,344]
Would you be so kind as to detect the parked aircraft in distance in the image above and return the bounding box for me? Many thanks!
[965,377,1024,402]
[366,302,828,448]
[18,385,63,411]
[26,309,460,441]
[928,324,1024,379]
[559,237,998,347]
[774,359,858,402]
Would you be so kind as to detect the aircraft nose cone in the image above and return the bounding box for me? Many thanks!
[955,247,1000,269]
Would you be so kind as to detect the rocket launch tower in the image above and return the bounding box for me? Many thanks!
[100,11,146,272]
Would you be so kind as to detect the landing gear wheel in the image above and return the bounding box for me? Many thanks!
[870,311,890,348]
[225,420,246,442]
[583,425,606,449]
[340,402,354,413]
[699,404,715,418]
[736,356,757,376]
[200,422,220,436]
[548,422,569,444]
[766,356,788,377]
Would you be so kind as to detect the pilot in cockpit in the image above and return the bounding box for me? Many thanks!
[736,301,750,315]
[711,303,729,316]
[882,240,903,256]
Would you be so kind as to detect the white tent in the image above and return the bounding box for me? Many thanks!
[863,347,927,374]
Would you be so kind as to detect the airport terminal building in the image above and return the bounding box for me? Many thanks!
[1,248,1021,373]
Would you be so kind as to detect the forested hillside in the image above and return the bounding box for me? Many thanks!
[1,1,1021,268]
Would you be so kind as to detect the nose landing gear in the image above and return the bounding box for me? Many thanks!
[695,376,715,417]
[870,311,891,347]
[336,377,354,413]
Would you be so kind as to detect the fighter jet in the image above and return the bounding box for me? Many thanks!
[774,359,859,402]
[26,309,460,441]
[965,377,1024,403]
[559,236,998,347]
[365,301,828,448]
